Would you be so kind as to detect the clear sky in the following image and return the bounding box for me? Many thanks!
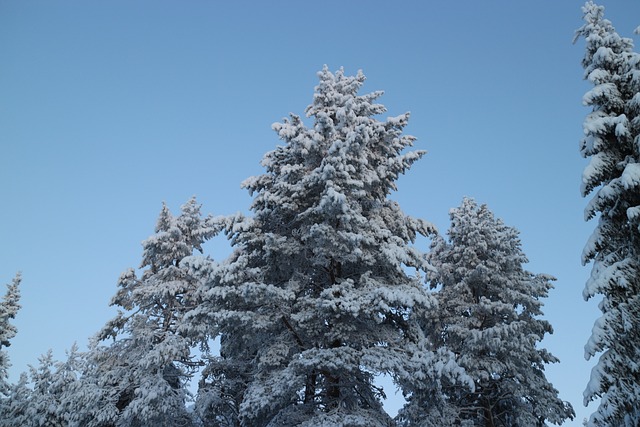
[2,1,639,425]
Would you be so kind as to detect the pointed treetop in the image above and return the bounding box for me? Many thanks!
[0,273,22,350]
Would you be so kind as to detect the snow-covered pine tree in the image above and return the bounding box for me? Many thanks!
[575,2,640,425]
[22,351,61,427]
[409,198,573,426]
[48,344,84,425]
[197,66,464,426]
[0,273,21,400]
[2,346,83,427]
[0,372,29,427]
[0,273,23,424]
[68,197,221,427]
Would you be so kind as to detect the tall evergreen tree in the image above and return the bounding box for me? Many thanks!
[196,67,466,426]
[406,198,573,426]
[0,273,22,422]
[575,2,640,425]
[69,197,220,427]
[0,273,21,399]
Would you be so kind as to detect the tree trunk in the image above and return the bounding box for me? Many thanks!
[304,371,317,404]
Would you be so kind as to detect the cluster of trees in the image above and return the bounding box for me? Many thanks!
[0,2,638,425]
[0,68,573,427]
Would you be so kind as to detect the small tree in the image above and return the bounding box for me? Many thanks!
[416,198,573,426]
[0,372,30,427]
[575,2,640,425]
[0,345,83,427]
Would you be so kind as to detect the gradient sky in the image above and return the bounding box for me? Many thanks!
[2,1,640,425]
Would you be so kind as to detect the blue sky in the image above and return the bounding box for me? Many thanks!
[2,1,639,424]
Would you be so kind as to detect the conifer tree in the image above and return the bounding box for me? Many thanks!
[0,273,21,400]
[0,372,29,427]
[197,67,466,426]
[0,345,84,427]
[0,273,22,425]
[575,2,640,425]
[69,197,220,427]
[24,351,60,426]
[405,198,573,426]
